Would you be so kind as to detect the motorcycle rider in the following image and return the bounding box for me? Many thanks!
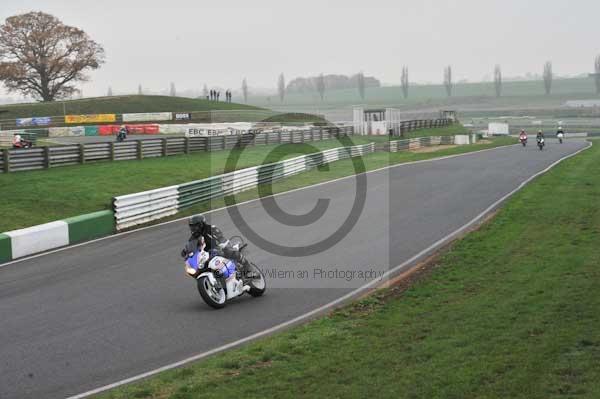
[556,125,565,142]
[519,129,527,142]
[117,125,128,141]
[536,130,545,146]
[12,134,31,149]
[182,215,250,271]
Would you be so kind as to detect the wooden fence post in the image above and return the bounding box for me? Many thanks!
[110,142,115,161]
[137,140,143,160]
[184,137,190,154]
[2,149,9,173]
[162,138,168,157]
[44,147,50,169]
[79,144,86,164]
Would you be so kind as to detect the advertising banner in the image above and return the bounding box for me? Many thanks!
[174,113,192,121]
[16,117,52,127]
[122,112,172,122]
[65,114,116,124]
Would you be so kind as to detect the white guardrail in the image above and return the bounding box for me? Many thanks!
[113,143,375,230]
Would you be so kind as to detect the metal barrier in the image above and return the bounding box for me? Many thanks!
[0,126,352,173]
[113,143,376,230]
[387,136,456,152]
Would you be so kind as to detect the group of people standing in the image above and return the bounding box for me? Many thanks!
[207,90,233,103]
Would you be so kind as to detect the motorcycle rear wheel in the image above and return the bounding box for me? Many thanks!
[245,263,266,297]
[197,276,227,308]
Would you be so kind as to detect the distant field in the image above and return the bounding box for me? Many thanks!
[246,77,600,119]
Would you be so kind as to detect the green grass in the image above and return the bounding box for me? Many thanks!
[98,139,600,399]
[0,126,505,233]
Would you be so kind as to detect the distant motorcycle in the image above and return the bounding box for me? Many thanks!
[116,130,127,142]
[183,236,266,309]
[520,136,528,147]
[537,137,545,151]
[557,132,564,144]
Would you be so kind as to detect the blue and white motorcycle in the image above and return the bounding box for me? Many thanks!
[184,236,266,309]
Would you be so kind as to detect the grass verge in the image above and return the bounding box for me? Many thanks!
[99,140,600,399]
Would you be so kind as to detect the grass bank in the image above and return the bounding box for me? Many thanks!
[99,140,600,399]
[0,95,260,121]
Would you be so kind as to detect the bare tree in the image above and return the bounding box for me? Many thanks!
[241,78,248,103]
[203,83,209,99]
[494,64,502,97]
[137,84,142,95]
[401,66,409,99]
[357,71,365,100]
[316,73,325,100]
[443,65,452,97]
[543,61,553,95]
[107,86,112,96]
[277,73,285,102]
[169,82,176,97]
[0,12,105,102]
[594,55,600,95]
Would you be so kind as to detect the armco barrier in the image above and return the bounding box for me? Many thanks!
[0,126,352,173]
[113,143,376,230]
[0,211,115,263]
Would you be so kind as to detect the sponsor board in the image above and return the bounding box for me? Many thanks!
[16,117,52,127]
[174,112,192,121]
[122,112,172,122]
[65,114,116,124]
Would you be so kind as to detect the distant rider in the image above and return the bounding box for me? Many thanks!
[117,125,128,141]
[519,129,527,141]
[536,130,545,143]
[12,134,31,149]
[556,126,564,140]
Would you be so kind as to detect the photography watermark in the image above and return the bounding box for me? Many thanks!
[223,132,369,257]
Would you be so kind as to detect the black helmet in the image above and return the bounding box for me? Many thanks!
[189,215,206,235]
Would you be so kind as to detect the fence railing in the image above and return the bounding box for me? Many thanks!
[387,135,457,152]
[113,143,376,230]
[398,119,452,135]
[0,126,352,173]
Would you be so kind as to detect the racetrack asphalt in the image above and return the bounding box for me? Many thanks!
[0,139,588,399]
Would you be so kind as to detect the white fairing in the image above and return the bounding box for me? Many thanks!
[208,256,230,271]
[207,256,247,299]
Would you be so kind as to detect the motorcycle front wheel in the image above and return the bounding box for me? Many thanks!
[197,276,227,308]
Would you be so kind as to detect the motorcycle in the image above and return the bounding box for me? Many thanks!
[557,132,564,144]
[519,136,528,147]
[12,140,33,149]
[183,236,266,309]
[537,137,545,151]
[116,130,127,142]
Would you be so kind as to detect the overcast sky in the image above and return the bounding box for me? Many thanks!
[1,0,599,97]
